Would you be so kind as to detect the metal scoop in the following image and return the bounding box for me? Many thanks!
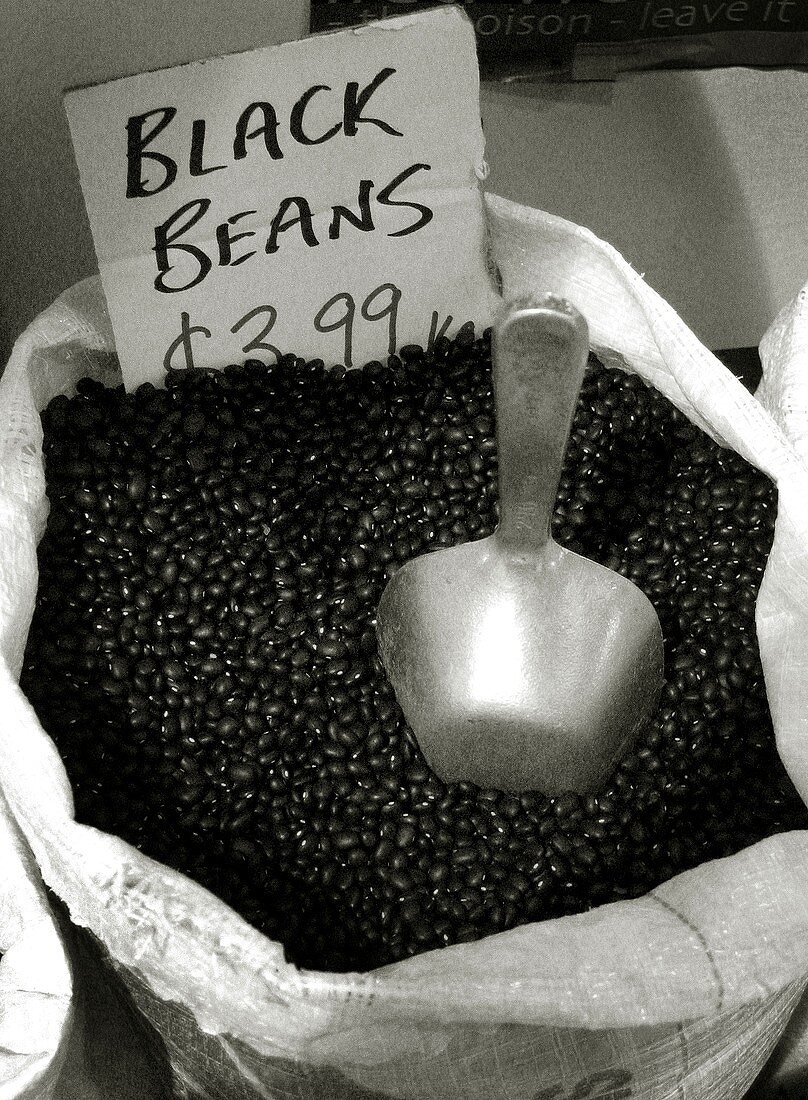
[376,295,664,794]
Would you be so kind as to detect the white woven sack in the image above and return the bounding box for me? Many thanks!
[0,787,72,1100]
[1,193,808,1100]
[747,984,808,1098]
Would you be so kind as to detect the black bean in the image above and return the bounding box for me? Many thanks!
[21,330,806,975]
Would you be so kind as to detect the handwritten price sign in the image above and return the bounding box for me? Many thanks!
[164,283,469,373]
[64,7,498,389]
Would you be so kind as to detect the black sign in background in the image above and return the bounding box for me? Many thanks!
[309,1,808,80]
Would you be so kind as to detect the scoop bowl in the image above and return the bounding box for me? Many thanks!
[376,536,663,792]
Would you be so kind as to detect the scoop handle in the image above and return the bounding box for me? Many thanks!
[493,295,590,554]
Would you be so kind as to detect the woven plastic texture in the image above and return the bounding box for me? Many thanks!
[0,786,72,1100]
[1,195,808,1099]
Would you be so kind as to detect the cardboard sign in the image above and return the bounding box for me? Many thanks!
[64,7,498,389]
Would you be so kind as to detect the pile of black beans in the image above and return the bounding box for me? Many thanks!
[21,327,808,972]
